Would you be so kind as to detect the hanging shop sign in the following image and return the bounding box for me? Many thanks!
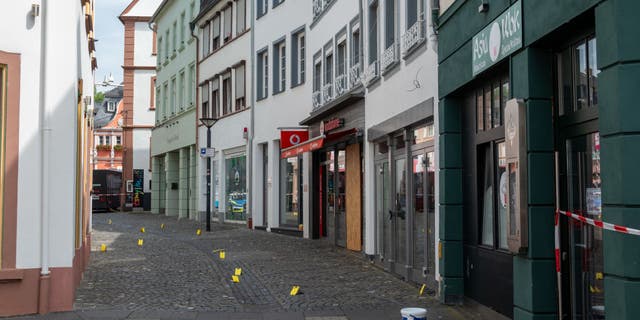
[280,129,310,149]
[320,118,344,135]
[472,0,522,77]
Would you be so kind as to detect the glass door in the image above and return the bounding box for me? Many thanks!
[411,150,435,283]
[562,132,604,320]
[376,161,391,261]
[394,157,407,268]
[336,149,347,247]
[325,151,335,242]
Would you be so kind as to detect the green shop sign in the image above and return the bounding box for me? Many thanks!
[472,0,522,76]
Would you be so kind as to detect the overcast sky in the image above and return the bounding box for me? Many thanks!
[95,0,131,91]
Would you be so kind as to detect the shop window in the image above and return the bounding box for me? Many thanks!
[412,124,434,145]
[225,155,247,221]
[476,76,509,132]
[557,36,598,115]
[478,141,508,249]
[280,156,300,227]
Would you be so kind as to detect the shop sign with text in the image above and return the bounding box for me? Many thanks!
[320,118,344,135]
[472,0,522,76]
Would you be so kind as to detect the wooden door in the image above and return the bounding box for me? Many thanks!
[346,143,362,251]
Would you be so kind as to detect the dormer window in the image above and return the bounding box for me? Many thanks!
[107,101,115,112]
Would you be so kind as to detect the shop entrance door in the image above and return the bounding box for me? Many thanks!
[409,149,436,285]
[323,149,347,247]
[559,131,604,320]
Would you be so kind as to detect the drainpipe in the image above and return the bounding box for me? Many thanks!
[430,0,439,51]
[247,3,255,228]
[190,18,201,220]
[38,0,51,313]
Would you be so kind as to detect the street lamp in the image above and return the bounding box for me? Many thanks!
[199,117,217,232]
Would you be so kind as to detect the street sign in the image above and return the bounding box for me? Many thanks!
[200,147,215,158]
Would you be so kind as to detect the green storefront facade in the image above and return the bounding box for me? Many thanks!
[436,0,640,319]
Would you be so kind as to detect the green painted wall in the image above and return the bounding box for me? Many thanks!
[596,1,640,318]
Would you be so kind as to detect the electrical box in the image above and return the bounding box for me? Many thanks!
[505,99,528,254]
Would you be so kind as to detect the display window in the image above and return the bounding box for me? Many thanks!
[225,155,247,221]
[280,156,302,228]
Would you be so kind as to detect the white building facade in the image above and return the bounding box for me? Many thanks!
[150,0,200,219]
[119,0,161,211]
[195,0,251,223]
[0,0,96,315]
[251,0,313,236]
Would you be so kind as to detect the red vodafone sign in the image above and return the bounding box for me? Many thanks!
[280,129,309,149]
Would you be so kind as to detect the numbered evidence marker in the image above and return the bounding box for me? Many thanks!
[137,239,144,246]
[419,284,426,296]
[160,223,165,230]
[140,227,145,233]
[196,229,202,236]
[100,244,107,252]
[219,251,226,260]
[290,286,300,296]
[234,268,242,276]
[108,219,112,225]
[231,275,240,283]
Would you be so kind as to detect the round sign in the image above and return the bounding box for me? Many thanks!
[290,134,301,145]
[499,171,507,209]
[489,22,501,62]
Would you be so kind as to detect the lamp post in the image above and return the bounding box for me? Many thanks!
[199,117,217,231]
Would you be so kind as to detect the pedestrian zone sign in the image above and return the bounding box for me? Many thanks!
[200,148,215,157]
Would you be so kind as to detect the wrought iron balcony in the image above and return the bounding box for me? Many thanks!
[312,90,323,110]
[322,83,334,104]
[349,64,362,88]
[381,42,399,72]
[364,61,379,85]
[402,20,425,55]
[335,74,349,97]
[313,0,324,19]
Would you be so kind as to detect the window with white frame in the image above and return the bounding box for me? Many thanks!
[116,136,121,145]
[313,58,322,92]
[163,82,169,118]
[165,30,170,59]
[291,29,306,87]
[235,64,246,111]
[211,77,220,118]
[105,135,111,145]
[368,2,379,65]
[212,14,221,51]
[189,64,196,106]
[257,49,269,99]
[273,40,286,94]
[201,81,210,118]
[384,0,396,50]
[257,0,268,18]
[222,73,232,115]
[157,37,163,65]
[179,71,185,110]
[98,136,104,145]
[337,40,347,76]
[107,101,115,112]
[202,22,210,56]
[172,21,177,53]
[180,12,186,46]
[236,0,246,34]
[223,5,232,43]
[171,77,177,114]
[351,25,361,66]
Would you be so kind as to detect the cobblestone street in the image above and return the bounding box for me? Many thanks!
[10,212,505,320]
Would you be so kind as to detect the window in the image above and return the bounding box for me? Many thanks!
[105,136,111,145]
[222,73,232,115]
[273,0,285,8]
[257,50,269,99]
[201,81,210,118]
[165,30,170,59]
[189,64,196,106]
[384,0,395,49]
[406,0,423,29]
[163,82,169,118]
[223,5,232,43]
[325,52,333,86]
[179,71,185,110]
[211,78,220,118]
[98,136,103,145]
[257,0,268,17]
[368,2,379,64]
[212,14,221,51]
[202,22,211,56]
[291,30,305,87]
[156,87,161,116]
[280,156,301,227]
[107,101,115,112]
[172,21,177,52]
[478,142,508,249]
[150,76,156,110]
[273,40,286,94]
[171,77,177,114]
[180,12,186,45]
[313,60,322,92]
[337,41,346,76]
[190,1,196,19]
[235,64,246,111]
[116,136,122,145]
[557,36,599,115]
[352,28,361,66]
[157,37,163,65]
[476,76,509,132]
[236,0,246,34]
[225,155,247,221]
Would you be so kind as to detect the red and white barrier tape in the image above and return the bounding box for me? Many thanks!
[557,209,640,236]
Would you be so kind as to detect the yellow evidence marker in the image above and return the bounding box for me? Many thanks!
[419,284,426,296]
[219,251,226,260]
[108,219,112,225]
[234,268,242,276]
[140,227,145,233]
[231,275,240,283]
[160,223,165,230]
[290,286,300,296]
[137,239,144,246]
[196,229,202,236]
[596,272,604,280]
[100,244,107,252]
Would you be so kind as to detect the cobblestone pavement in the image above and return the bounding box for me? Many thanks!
[8,212,507,320]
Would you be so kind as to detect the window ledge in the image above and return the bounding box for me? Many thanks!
[256,95,268,102]
[171,52,177,59]
[291,80,305,89]
[402,39,427,60]
[188,38,194,44]
[381,60,400,77]
[199,29,251,63]
[366,75,381,89]
[178,44,186,52]
[0,269,24,281]
[273,89,285,96]
[163,60,170,66]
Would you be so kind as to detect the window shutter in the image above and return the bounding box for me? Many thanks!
[291,36,299,86]
[203,23,210,56]
[235,65,245,99]
[368,4,378,64]
[257,0,263,17]
[212,15,220,44]
[237,0,246,33]
[201,81,210,117]
[257,54,264,99]
[407,0,418,27]
[273,46,280,94]
[224,6,232,39]
[385,0,395,48]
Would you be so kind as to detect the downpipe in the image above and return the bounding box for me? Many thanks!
[247,3,255,229]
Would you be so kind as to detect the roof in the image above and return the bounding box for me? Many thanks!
[192,0,222,25]
[94,88,124,129]
[119,0,163,22]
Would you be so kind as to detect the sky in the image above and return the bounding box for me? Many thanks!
[95,0,131,91]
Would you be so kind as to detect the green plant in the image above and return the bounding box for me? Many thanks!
[95,90,105,104]
[113,144,123,151]
[96,144,111,151]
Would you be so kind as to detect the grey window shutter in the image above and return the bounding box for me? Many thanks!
[273,46,280,94]
[257,55,263,99]
[291,36,299,86]
[407,0,417,28]
[368,5,378,64]
[257,1,263,17]
[385,0,394,48]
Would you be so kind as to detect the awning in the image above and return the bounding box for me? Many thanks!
[280,128,359,159]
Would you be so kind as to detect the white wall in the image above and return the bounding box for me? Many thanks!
[133,70,156,124]
[133,129,153,192]
[134,22,156,66]
[0,0,94,268]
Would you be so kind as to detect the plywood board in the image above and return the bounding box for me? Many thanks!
[346,143,362,251]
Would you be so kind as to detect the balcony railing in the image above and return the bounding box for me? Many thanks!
[335,74,349,96]
[313,0,324,18]
[349,64,362,88]
[364,61,379,85]
[312,91,322,110]
[381,42,399,72]
[322,83,334,104]
[402,20,425,55]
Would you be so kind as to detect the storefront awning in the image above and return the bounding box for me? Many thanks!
[280,128,359,159]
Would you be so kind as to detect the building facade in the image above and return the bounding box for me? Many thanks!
[119,0,161,211]
[437,0,640,319]
[150,0,200,219]
[251,0,312,236]
[94,87,124,171]
[0,0,96,315]
[195,0,251,224]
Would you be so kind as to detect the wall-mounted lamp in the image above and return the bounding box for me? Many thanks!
[32,4,40,17]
